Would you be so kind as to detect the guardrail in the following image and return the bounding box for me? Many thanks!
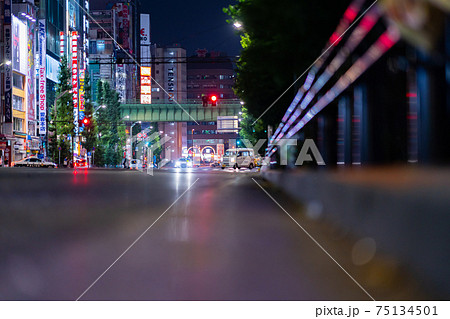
[268,0,400,156]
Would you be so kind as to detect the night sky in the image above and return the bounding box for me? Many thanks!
[90,0,242,57]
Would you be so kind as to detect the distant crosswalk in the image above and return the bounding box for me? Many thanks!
[158,166,259,174]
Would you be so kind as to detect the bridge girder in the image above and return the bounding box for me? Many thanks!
[120,103,242,122]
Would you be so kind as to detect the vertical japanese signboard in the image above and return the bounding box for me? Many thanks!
[217,144,225,157]
[140,14,151,104]
[165,59,176,103]
[116,64,126,102]
[3,0,12,123]
[140,13,150,59]
[60,31,64,60]
[38,20,46,135]
[27,18,36,125]
[116,3,130,50]
[71,31,79,134]
[140,67,151,104]
[79,70,85,122]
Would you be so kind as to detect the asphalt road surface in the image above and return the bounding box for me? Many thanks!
[0,167,425,300]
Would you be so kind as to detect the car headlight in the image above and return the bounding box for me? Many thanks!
[187,161,193,167]
[175,161,181,167]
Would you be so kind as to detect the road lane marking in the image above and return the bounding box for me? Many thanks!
[252,178,376,301]
[76,178,200,300]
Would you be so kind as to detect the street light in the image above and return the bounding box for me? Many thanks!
[94,104,106,114]
[0,60,11,67]
[233,21,243,29]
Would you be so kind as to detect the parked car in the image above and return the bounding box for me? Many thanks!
[14,157,57,168]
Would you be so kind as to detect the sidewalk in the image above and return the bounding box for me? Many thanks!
[261,166,450,298]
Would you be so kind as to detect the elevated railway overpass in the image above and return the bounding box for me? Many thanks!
[119,99,242,123]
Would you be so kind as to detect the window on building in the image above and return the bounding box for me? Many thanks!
[13,118,24,132]
[90,41,97,54]
[201,130,216,134]
[97,40,105,54]
[13,95,24,111]
[13,73,24,90]
[105,42,113,54]
[46,23,57,54]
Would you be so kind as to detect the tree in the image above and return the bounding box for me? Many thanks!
[96,81,126,166]
[239,106,265,145]
[224,0,348,126]
[131,121,142,159]
[81,71,99,158]
[49,55,74,164]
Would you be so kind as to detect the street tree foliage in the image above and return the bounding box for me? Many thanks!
[150,125,162,163]
[95,81,126,166]
[239,106,265,145]
[49,55,74,164]
[131,122,142,160]
[81,71,99,159]
[224,0,348,130]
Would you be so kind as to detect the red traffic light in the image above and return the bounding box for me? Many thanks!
[210,95,217,106]
[82,118,89,125]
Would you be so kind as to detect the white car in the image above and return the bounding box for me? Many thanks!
[14,157,57,168]
[175,158,193,168]
[221,148,256,169]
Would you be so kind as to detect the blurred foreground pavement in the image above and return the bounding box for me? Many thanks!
[262,166,450,299]
[0,167,442,300]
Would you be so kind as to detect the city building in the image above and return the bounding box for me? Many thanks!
[88,9,118,100]
[0,0,90,165]
[88,3,138,103]
[151,45,187,161]
[54,0,90,159]
[187,51,236,100]
[151,45,187,103]
[185,50,240,159]
[0,0,38,164]
[187,119,239,161]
